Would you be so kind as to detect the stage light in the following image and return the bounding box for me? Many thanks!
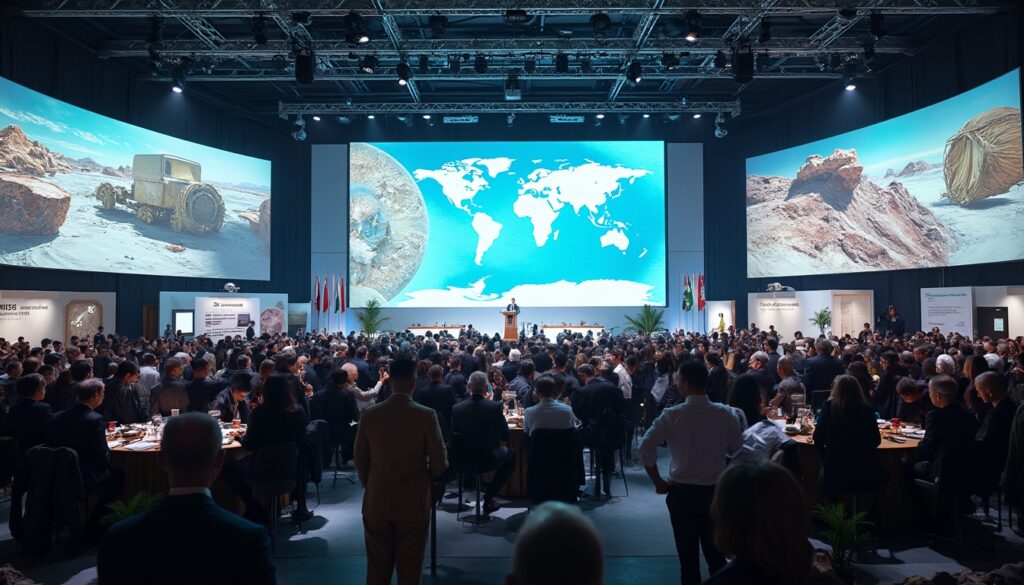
[422,114,431,120]
[731,45,754,84]
[845,79,857,91]
[643,113,651,119]
[171,60,188,92]
[171,84,183,94]
[661,52,679,71]
[504,9,530,24]
[344,12,369,44]
[272,54,287,71]
[714,112,728,138]
[367,114,375,119]
[554,53,569,73]
[590,13,611,35]
[312,115,321,121]
[336,116,351,125]
[628,60,643,83]
[295,50,316,83]
[595,113,605,119]
[580,56,593,74]
[843,61,857,90]
[523,57,537,74]
[474,54,487,74]
[291,116,307,141]
[870,11,886,41]
[714,50,727,69]
[360,55,378,74]
[397,61,412,86]
[252,14,268,45]
[418,55,430,74]
[684,11,701,43]
[428,14,448,37]
[758,17,771,43]
[505,71,522,101]
[693,113,701,119]
[449,55,461,74]
[506,113,516,126]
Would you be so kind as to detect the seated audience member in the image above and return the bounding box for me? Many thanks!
[845,361,875,404]
[223,375,309,523]
[149,357,188,417]
[210,372,254,424]
[506,501,603,585]
[911,375,978,482]
[705,352,731,404]
[414,364,456,440]
[509,360,536,407]
[452,370,515,514]
[873,351,907,420]
[309,368,360,461]
[746,351,774,403]
[769,356,805,415]
[97,413,275,585]
[444,356,468,401]
[7,373,53,451]
[47,378,123,533]
[812,375,884,498]
[974,371,1017,491]
[706,462,841,585]
[47,360,92,413]
[185,357,229,413]
[99,361,145,424]
[524,374,578,435]
[963,354,991,421]
[729,375,790,464]
[895,377,933,426]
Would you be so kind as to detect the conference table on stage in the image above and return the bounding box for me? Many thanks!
[541,324,604,337]
[406,324,466,336]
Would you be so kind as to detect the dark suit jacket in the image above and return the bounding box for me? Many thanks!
[506,303,520,314]
[451,394,508,456]
[99,380,145,424]
[812,401,884,492]
[572,378,626,431]
[803,355,844,393]
[444,370,468,401]
[766,353,781,384]
[210,388,251,424]
[242,406,309,454]
[533,352,553,374]
[8,398,53,451]
[47,402,109,489]
[976,398,1018,486]
[149,377,188,416]
[918,402,979,478]
[97,493,275,585]
[185,377,229,413]
[310,385,359,446]
[346,358,376,391]
[415,382,456,439]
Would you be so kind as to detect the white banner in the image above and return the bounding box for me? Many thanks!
[921,287,974,335]
[0,290,116,344]
[194,296,260,338]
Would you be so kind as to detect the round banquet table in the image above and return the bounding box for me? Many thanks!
[787,430,920,529]
[110,439,246,514]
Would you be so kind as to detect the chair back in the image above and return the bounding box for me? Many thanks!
[450,432,495,475]
[252,442,299,496]
[810,390,831,410]
[527,428,583,504]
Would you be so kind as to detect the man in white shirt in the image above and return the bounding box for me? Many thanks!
[524,375,578,435]
[610,350,633,400]
[136,353,161,413]
[639,361,744,585]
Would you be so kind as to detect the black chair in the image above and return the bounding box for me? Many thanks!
[810,390,831,410]
[526,428,584,505]
[913,447,972,559]
[250,442,299,552]
[450,432,496,524]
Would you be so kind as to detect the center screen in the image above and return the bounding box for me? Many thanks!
[349,141,666,308]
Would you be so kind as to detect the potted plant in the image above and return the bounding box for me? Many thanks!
[809,308,832,336]
[623,304,666,335]
[356,298,390,337]
[815,502,873,584]
[101,491,163,526]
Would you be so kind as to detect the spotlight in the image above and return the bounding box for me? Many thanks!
[504,71,522,101]
[714,112,728,138]
[312,115,321,122]
[628,60,643,83]
[554,53,569,73]
[845,78,857,91]
[418,55,430,74]
[684,11,701,43]
[171,84,183,94]
[360,55,378,74]
[713,50,727,69]
[397,61,412,86]
[367,114,375,119]
[252,13,268,45]
[344,12,369,44]
[693,113,701,119]
[336,116,351,125]
[291,116,307,141]
[524,57,537,74]
[843,61,857,90]
[661,52,678,71]
[504,9,530,24]
[869,11,886,41]
[171,60,188,92]
[428,14,448,37]
[448,55,461,74]
[590,13,611,35]
[422,114,431,120]
[731,45,754,84]
[595,113,605,119]
[295,50,316,84]
[272,54,287,71]
[758,17,771,43]
[643,113,651,119]
[506,113,516,126]
[580,56,593,74]
[474,54,487,74]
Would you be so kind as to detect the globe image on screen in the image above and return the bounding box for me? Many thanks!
[349,143,428,306]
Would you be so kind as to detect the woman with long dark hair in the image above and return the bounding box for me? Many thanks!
[812,375,885,499]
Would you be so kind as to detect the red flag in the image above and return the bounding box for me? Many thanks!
[697,273,706,311]
[322,276,329,313]
[338,276,345,313]
[314,274,320,309]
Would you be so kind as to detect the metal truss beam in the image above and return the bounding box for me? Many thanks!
[24,0,1002,18]
[807,0,886,50]
[160,68,841,82]
[371,0,420,102]
[721,0,780,46]
[278,99,742,118]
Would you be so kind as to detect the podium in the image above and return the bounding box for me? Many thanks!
[502,310,519,341]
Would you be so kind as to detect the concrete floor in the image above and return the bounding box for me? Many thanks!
[2,446,1021,585]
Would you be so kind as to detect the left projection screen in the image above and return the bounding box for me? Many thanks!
[0,76,271,280]
[349,141,667,308]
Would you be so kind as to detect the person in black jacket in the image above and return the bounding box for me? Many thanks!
[444,356,468,401]
[347,346,377,391]
[210,372,254,425]
[803,340,844,395]
[911,375,978,482]
[310,369,360,462]
[149,357,188,417]
[46,360,91,413]
[47,378,123,532]
[97,413,275,585]
[974,371,1017,492]
[184,358,229,413]
[98,361,145,424]
[451,371,514,514]
[885,305,906,338]
[894,377,933,426]
[812,375,885,499]
[7,373,53,451]
[572,363,627,497]
[873,351,909,419]
[414,365,456,440]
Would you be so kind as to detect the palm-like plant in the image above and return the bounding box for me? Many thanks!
[810,307,832,335]
[356,298,390,336]
[623,304,666,335]
[101,491,162,526]
[815,502,873,577]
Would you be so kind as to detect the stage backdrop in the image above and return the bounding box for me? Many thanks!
[0,290,116,343]
[312,143,704,334]
[158,291,287,338]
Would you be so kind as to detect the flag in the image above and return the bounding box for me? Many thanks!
[314,274,320,309]
[697,273,706,312]
[342,276,350,313]
[322,275,329,313]
[682,273,693,311]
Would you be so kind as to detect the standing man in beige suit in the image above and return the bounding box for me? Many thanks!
[355,354,448,585]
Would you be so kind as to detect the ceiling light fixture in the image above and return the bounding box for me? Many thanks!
[474,54,488,74]
[554,53,569,74]
[684,11,701,43]
[359,54,378,74]
[590,13,611,35]
[397,60,412,86]
[628,60,643,83]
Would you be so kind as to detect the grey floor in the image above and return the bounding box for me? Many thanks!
[2,447,1022,585]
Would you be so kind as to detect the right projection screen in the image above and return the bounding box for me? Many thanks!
[746,68,1023,278]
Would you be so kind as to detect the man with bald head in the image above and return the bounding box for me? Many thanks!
[340,362,382,408]
[98,413,275,584]
[506,501,603,585]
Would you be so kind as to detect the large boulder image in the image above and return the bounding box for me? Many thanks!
[0,125,73,176]
[0,173,71,234]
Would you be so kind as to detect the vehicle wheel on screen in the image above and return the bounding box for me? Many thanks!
[96,183,117,209]
[137,206,156,224]
[170,212,185,232]
[174,183,224,234]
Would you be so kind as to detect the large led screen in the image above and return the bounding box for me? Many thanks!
[0,76,271,280]
[746,69,1023,278]
[349,141,666,308]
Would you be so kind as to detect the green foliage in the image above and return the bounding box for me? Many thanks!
[356,298,390,337]
[814,502,873,571]
[101,491,163,526]
[623,305,666,335]
[810,307,833,335]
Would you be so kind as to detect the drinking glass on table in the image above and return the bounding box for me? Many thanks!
[891,417,901,433]
[208,410,221,422]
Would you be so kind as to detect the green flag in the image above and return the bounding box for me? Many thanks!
[682,273,694,312]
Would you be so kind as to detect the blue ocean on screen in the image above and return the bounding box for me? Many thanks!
[349,141,667,308]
